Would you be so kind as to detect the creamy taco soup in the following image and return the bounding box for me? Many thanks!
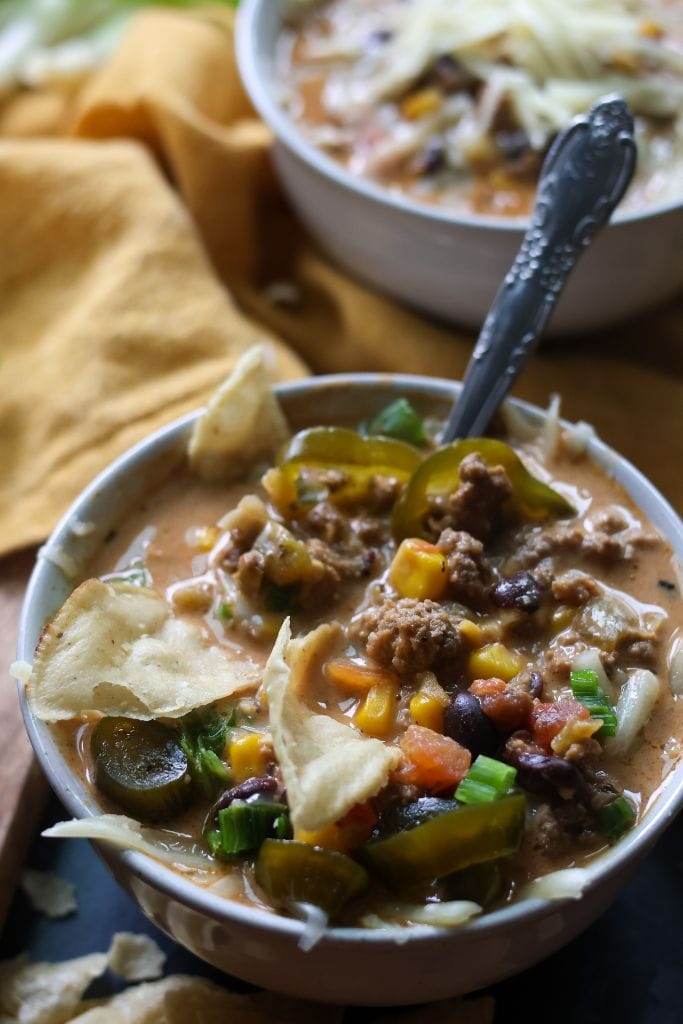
[29,353,683,932]
[276,0,683,217]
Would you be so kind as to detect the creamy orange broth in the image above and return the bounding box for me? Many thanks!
[52,434,683,921]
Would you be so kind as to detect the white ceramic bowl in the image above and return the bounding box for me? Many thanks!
[17,375,683,1005]
[236,0,683,336]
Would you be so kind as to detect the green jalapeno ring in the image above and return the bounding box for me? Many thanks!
[391,438,574,541]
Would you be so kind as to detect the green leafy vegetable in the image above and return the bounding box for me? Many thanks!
[364,398,427,447]
[180,707,235,797]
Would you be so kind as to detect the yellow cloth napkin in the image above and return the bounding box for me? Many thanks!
[0,7,680,559]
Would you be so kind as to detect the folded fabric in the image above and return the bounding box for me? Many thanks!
[0,6,679,561]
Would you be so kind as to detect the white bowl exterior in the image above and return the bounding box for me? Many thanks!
[17,375,683,1004]
[239,0,683,335]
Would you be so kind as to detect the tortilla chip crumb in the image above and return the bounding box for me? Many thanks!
[20,870,77,919]
[107,932,166,983]
[0,951,107,1024]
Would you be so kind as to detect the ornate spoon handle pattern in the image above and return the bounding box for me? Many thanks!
[442,95,637,443]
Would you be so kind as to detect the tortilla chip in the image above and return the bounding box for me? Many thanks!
[263,620,400,831]
[29,579,259,721]
[0,952,107,1024]
[188,345,289,482]
[43,814,213,871]
[107,933,165,983]
[73,976,336,1024]
[20,870,77,920]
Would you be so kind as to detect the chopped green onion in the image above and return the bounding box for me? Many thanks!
[598,796,636,841]
[217,601,233,622]
[570,669,600,698]
[455,755,517,805]
[364,398,427,447]
[570,670,617,736]
[274,812,293,840]
[215,801,289,857]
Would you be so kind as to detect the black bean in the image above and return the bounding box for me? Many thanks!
[528,671,544,700]
[431,54,474,92]
[443,691,498,757]
[412,140,446,176]
[513,753,582,800]
[203,775,279,831]
[495,129,531,161]
[491,571,541,612]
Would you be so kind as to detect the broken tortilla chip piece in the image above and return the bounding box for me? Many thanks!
[188,345,289,482]
[0,951,108,1024]
[107,933,166,983]
[43,814,214,871]
[20,870,77,920]
[28,579,259,721]
[263,620,400,832]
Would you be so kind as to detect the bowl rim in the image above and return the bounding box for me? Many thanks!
[17,372,683,949]
[235,0,683,233]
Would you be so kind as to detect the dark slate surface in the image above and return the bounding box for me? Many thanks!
[2,796,681,1022]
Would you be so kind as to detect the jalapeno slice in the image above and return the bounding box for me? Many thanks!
[361,793,525,888]
[266,427,422,514]
[92,717,191,822]
[255,839,369,917]
[392,438,573,540]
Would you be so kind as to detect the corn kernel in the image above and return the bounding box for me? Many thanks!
[354,683,398,738]
[638,18,663,38]
[409,673,448,732]
[190,525,220,552]
[468,642,524,682]
[229,732,268,783]
[295,823,345,851]
[551,606,575,633]
[459,618,484,647]
[326,658,396,694]
[261,467,296,509]
[390,538,448,601]
[401,87,442,120]
[170,583,213,614]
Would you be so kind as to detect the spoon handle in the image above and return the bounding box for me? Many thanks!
[441,95,636,443]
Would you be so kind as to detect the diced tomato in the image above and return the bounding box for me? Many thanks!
[470,677,532,731]
[337,802,378,847]
[529,699,589,749]
[397,724,471,792]
[469,678,507,698]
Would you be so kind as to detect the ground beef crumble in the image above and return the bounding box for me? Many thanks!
[425,453,513,541]
[350,597,465,676]
[436,528,495,608]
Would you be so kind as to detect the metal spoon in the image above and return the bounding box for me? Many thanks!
[441,95,637,444]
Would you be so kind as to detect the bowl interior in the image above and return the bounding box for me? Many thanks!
[18,374,683,947]
[236,0,683,231]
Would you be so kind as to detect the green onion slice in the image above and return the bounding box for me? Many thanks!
[570,669,617,737]
[214,801,290,857]
[455,755,517,805]
[598,795,636,841]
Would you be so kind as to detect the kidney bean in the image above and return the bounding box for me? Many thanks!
[443,691,498,757]
[491,571,541,612]
[528,671,544,699]
[204,775,280,831]
[512,752,582,799]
